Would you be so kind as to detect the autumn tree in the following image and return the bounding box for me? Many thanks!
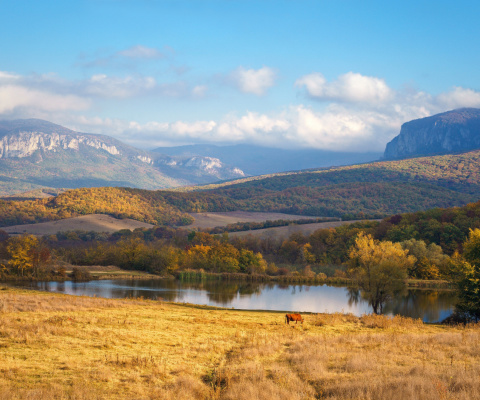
[238,249,267,274]
[401,239,449,279]
[453,229,480,321]
[348,232,416,314]
[7,235,51,277]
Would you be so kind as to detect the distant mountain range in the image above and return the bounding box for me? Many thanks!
[153,144,382,176]
[384,108,480,159]
[0,119,245,196]
[2,107,480,198]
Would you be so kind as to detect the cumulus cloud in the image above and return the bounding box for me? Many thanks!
[296,72,393,104]
[229,66,276,95]
[435,86,480,109]
[53,77,480,151]
[0,82,89,115]
[3,66,480,153]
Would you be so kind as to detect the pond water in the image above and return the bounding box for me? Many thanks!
[15,279,457,323]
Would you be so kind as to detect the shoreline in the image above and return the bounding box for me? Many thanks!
[2,269,454,289]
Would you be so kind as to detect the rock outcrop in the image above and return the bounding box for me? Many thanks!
[384,108,480,160]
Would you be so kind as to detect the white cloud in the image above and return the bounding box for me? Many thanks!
[85,74,157,98]
[117,45,165,59]
[296,72,393,104]
[170,120,217,136]
[3,67,480,154]
[0,71,20,82]
[0,84,89,115]
[435,86,480,109]
[230,66,276,95]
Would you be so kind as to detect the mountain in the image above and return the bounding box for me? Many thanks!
[152,144,382,175]
[0,119,245,196]
[384,108,480,160]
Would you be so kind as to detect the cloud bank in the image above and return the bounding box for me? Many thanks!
[2,67,480,152]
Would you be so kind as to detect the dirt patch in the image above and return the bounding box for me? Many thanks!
[3,214,154,236]
[187,211,318,229]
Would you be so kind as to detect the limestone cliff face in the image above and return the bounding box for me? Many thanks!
[0,118,246,194]
[384,108,480,160]
[0,131,121,158]
[156,156,245,180]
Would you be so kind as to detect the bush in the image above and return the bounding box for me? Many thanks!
[70,267,92,282]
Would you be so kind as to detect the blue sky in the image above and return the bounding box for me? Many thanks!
[1,0,479,151]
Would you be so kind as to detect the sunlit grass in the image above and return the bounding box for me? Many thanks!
[1,286,479,399]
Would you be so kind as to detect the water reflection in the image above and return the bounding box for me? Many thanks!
[17,279,456,323]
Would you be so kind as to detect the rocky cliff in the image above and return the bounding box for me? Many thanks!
[0,119,245,196]
[384,108,480,160]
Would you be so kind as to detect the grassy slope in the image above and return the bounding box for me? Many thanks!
[1,287,479,399]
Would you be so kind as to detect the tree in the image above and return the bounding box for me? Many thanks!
[462,228,480,266]
[6,235,51,277]
[454,260,480,322]
[453,229,480,321]
[401,239,448,279]
[348,232,416,314]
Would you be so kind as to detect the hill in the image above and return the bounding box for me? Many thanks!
[2,150,480,228]
[2,214,154,235]
[0,119,245,196]
[384,108,480,159]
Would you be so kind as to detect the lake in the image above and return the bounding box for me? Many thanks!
[15,279,457,323]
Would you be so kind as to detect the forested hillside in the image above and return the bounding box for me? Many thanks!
[2,150,480,227]
[0,187,193,227]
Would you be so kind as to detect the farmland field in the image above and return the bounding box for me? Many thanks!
[186,211,319,229]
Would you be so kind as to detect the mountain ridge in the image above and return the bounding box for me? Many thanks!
[0,119,245,196]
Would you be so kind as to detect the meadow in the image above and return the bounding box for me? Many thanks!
[1,287,479,399]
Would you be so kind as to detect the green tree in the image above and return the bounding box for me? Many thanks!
[453,229,480,321]
[348,232,416,314]
[454,261,480,322]
[401,239,448,279]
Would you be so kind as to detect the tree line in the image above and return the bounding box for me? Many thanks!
[2,198,480,320]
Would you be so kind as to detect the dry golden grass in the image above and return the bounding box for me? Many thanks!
[1,286,479,399]
[186,211,315,229]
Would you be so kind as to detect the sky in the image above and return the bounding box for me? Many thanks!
[1,0,480,152]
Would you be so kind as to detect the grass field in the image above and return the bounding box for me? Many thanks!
[1,287,479,399]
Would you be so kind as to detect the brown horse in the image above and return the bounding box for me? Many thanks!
[285,313,304,325]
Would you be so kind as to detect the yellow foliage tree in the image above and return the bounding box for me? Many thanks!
[349,232,416,314]
[7,235,42,277]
